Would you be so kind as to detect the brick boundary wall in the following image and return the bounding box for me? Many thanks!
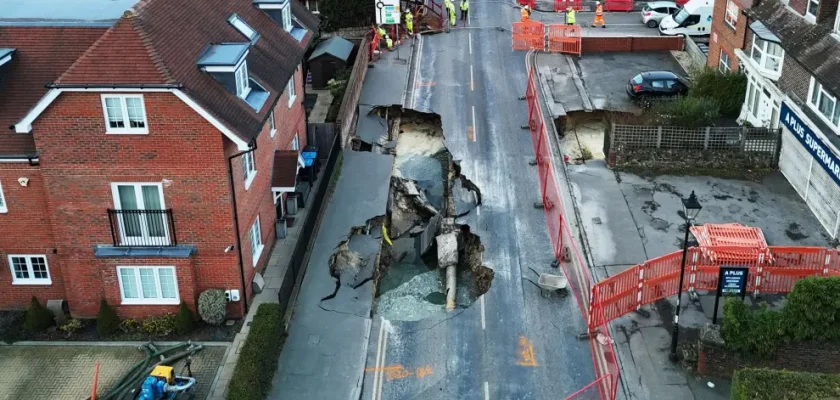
[697,338,840,378]
[582,36,684,53]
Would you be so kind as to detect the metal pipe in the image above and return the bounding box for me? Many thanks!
[446,265,456,311]
[227,140,258,316]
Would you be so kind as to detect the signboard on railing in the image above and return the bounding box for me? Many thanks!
[375,0,401,24]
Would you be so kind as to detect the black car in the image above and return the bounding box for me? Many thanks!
[626,71,689,102]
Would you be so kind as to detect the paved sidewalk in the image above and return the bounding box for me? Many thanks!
[0,344,225,400]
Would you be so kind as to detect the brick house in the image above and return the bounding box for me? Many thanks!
[706,0,840,238]
[0,0,319,319]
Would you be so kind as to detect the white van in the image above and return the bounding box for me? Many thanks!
[658,0,713,36]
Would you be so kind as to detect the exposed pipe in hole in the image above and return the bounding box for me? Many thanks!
[446,265,457,311]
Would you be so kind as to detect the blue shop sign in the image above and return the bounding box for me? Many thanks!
[780,102,840,186]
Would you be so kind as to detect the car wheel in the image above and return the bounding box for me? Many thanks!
[647,20,658,28]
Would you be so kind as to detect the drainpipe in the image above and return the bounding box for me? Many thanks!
[227,139,258,316]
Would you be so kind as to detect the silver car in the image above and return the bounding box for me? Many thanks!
[641,1,679,28]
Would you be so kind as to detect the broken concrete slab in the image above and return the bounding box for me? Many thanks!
[357,105,389,145]
[360,49,409,107]
[435,232,458,268]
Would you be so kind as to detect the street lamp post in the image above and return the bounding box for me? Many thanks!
[669,190,702,362]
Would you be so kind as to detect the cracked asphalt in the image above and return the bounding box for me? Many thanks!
[361,2,595,399]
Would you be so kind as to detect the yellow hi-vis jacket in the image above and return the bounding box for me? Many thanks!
[567,9,576,23]
[461,0,469,11]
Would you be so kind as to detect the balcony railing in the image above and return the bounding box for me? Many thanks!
[107,209,178,247]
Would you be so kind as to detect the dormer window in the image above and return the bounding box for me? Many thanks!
[282,3,292,32]
[228,14,260,43]
[236,62,251,99]
[253,0,293,32]
[0,48,13,67]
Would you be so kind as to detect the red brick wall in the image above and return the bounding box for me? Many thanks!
[790,0,808,15]
[707,0,749,70]
[581,36,684,53]
[817,0,838,24]
[697,338,840,378]
[779,54,814,103]
[0,166,66,310]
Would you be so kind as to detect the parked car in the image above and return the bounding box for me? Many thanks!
[626,71,690,104]
[641,1,679,28]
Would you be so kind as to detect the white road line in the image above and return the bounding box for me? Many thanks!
[470,64,474,91]
[376,327,389,399]
[469,33,473,54]
[479,294,486,330]
[484,381,490,400]
[410,35,424,110]
[371,319,386,400]
[473,191,480,216]
[471,105,477,142]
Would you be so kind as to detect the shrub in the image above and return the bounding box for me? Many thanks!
[25,296,55,332]
[198,289,228,325]
[731,368,840,400]
[119,318,141,333]
[227,304,285,400]
[721,299,783,358]
[651,96,721,128]
[688,67,747,117]
[782,276,840,342]
[174,302,195,335]
[141,314,176,337]
[59,319,83,336]
[96,299,120,336]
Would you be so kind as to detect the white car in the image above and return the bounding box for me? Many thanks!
[641,1,679,28]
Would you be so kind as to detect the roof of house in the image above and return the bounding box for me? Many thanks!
[309,36,353,62]
[0,0,138,27]
[0,26,106,157]
[748,0,840,96]
[272,150,299,188]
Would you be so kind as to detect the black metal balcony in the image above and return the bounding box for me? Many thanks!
[107,209,178,247]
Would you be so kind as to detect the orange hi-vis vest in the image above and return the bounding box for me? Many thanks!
[521,7,530,21]
[595,4,603,16]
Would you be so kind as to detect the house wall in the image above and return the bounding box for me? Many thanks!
[789,0,808,15]
[707,0,749,70]
[0,166,67,310]
[30,91,239,318]
[778,54,814,103]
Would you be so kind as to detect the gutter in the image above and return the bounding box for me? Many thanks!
[227,139,258,316]
[45,83,184,89]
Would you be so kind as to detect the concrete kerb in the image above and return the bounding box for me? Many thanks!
[1,340,231,347]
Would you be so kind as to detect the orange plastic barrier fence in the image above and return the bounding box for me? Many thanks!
[512,21,545,51]
[547,25,582,55]
[518,0,536,7]
[589,246,840,330]
[603,0,634,11]
[555,0,583,11]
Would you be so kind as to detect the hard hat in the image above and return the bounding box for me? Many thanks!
[596,1,600,4]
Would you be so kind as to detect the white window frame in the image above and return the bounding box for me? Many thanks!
[307,0,320,13]
[249,216,264,266]
[235,62,252,99]
[725,0,739,29]
[287,73,297,108]
[242,150,257,189]
[749,35,784,76]
[0,179,6,213]
[269,111,277,137]
[101,94,149,134]
[7,255,51,285]
[228,14,259,42]
[806,0,818,22]
[834,8,840,34]
[282,3,293,32]
[807,77,840,132]
[292,132,300,151]
[117,266,180,305]
[111,182,170,246]
[719,50,731,73]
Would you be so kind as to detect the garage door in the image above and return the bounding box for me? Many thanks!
[779,128,840,238]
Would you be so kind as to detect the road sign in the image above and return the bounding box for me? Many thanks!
[375,0,401,24]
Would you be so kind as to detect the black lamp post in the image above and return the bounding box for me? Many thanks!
[669,190,702,362]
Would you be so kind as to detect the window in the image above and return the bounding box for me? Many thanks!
[269,111,277,137]
[292,132,300,151]
[746,76,761,115]
[102,95,148,134]
[228,14,259,42]
[808,78,840,129]
[249,216,264,266]
[282,3,293,32]
[725,0,739,28]
[235,62,251,99]
[835,8,840,34]
[286,74,296,107]
[0,180,6,213]
[242,150,256,189]
[111,183,169,245]
[719,50,731,73]
[750,36,783,74]
[307,0,319,13]
[117,266,179,305]
[651,80,665,88]
[8,255,51,285]
[806,0,818,21]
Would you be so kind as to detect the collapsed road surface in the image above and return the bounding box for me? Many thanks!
[361,2,595,399]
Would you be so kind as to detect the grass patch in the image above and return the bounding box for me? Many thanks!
[327,151,344,196]
[227,304,287,400]
[731,368,840,400]
[580,146,593,161]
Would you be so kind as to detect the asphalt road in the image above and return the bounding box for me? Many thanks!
[361,2,595,399]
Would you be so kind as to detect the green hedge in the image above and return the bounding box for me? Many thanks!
[722,276,840,358]
[688,68,747,118]
[731,368,840,400]
[227,303,286,400]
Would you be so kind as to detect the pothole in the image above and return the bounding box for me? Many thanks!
[372,109,492,321]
